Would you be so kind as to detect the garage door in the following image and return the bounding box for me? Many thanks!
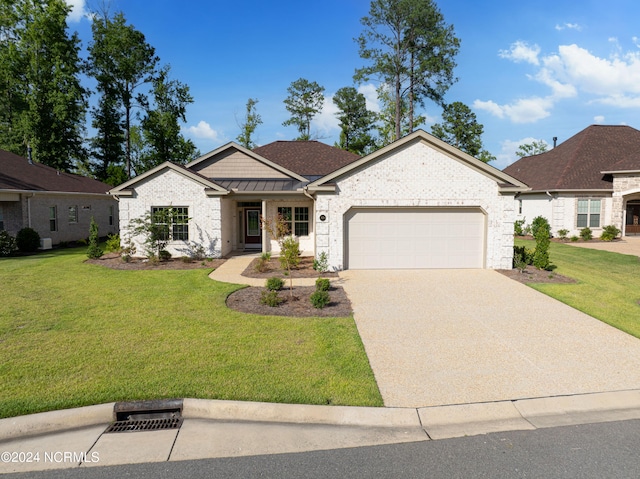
[345,208,485,269]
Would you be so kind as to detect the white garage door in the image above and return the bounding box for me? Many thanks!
[345,208,485,269]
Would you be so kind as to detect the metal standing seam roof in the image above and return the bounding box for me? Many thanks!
[214,179,309,192]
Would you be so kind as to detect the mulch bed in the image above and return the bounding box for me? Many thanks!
[497,265,576,284]
[85,252,226,270]
[242,256,339,279]
[226,285,353,317]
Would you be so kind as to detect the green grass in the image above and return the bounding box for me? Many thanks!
[0,247,382,419]
[515,239,640,337]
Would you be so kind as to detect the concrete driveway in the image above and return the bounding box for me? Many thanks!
[340,269,640,408]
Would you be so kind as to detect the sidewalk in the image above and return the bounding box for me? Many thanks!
[2,391,640,473]
[566,236,640,256]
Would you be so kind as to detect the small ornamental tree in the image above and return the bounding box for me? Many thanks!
[128,208,184,259]
[86,217,103,259]
[261,213,301,299]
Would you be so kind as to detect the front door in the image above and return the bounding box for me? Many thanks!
[626,201,640,235]
[244,208,262,248]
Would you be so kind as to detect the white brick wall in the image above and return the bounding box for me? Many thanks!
[118,169,223,258]
[315,141,516,270]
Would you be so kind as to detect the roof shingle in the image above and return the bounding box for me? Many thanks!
[252,141,360,177]
[503,125,640,191]
[0,149,112,194]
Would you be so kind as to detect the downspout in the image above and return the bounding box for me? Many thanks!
[303,187,317,257]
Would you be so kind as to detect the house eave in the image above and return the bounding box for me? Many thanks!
[520,189,613,194]
[1,188,112,197]
[601,169,640,175]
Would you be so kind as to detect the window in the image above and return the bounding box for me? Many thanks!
[151,206,189,241]
[577,199,601,228]
[518,199,523,215]
[49,206,58,231]
[109,205,114,226]
[0,206,3,231]
[68,205,78,224]
[277,206,309,236]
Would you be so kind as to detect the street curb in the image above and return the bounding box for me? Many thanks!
[0,403,115,442]
[182,398,420,428]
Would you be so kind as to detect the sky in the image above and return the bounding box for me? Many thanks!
[64,0,640,170]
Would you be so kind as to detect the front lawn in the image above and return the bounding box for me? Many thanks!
[0,247,382,419]
[515,239,640,338]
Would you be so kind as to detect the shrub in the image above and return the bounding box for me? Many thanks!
[513,250,528,273]
[600,225,621,242]
[315,278,331,292]
[159,249,172,261]
[279,236,301,271]
[313,251,329,273]
[16,227,40,252]
[531,216,551,238]
[514,218,526,236]
[557,229,569,240]
[104,234,121,253]
[260,289,282,307]
[580,227,593,241]
[254,252,271,273]
[310,290,330,309]
[266,277,284,291]
[533,225,551,270]
[86,217,103,259]
[570,235,579,242]
[513,245,533,267]
[0,231,17,256]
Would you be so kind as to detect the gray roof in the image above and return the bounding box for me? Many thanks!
[214,179,308,192]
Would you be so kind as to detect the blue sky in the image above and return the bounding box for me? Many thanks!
[66,0,640,170]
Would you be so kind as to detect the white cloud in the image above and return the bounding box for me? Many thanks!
[474,97,553,124]
[312,95,341,137]
[555,23,582,31]
[186,121,221,141]
[357,84,381,113]
[64,0,88,23]
[495,137,550,170]
[594,115,605,123]
[499,41,540,65]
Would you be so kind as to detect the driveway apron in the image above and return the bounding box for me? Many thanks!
[340,269,640,408]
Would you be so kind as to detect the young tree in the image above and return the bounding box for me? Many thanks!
[430,101,495,162]
[333,86,375,155]
[236,98,262,149]
[87,11,159,179]
[355,0,459,141]
[136,66,198,173]
[282,78,325,140]
[0,0,87,170]
[516,140,548,158]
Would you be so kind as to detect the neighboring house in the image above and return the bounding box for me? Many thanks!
[110,129,528,270]
[504,125,640,237]
[0,149,118,246]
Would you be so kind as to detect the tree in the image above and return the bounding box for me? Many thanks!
[333,86,376,155]
[89,88,125,183]
[136,66,198,173]
[430,101,495,162]
[516,140,548,158]
[0,0,87,170]
[375,83,423,147]
[355,0,459,141]
[236,98,262,149]
[87,10,159,179]
[282,78,325,141]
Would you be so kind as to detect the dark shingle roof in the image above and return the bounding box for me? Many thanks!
[503,125,640,190]
[0,149,112,194]
[253,141,360,177]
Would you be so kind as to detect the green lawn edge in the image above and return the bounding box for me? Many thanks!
[0,247,383,419]
[514,238,640,338]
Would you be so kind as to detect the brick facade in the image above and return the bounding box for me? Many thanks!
[315,141,516,270]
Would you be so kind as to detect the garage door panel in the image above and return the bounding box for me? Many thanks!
[346,208,485,269]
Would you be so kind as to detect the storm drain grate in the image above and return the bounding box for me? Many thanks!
[104,398,184,434]
[105,416,183,433]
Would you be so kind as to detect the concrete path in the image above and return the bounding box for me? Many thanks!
[208,254,334,287]
[340,269,640,408]
[566,235,640,256]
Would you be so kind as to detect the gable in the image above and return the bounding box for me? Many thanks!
[191,147,292,179]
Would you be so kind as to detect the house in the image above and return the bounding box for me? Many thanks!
[110,129,528,269]
[0,149,118,246]
[503,125,640,237]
